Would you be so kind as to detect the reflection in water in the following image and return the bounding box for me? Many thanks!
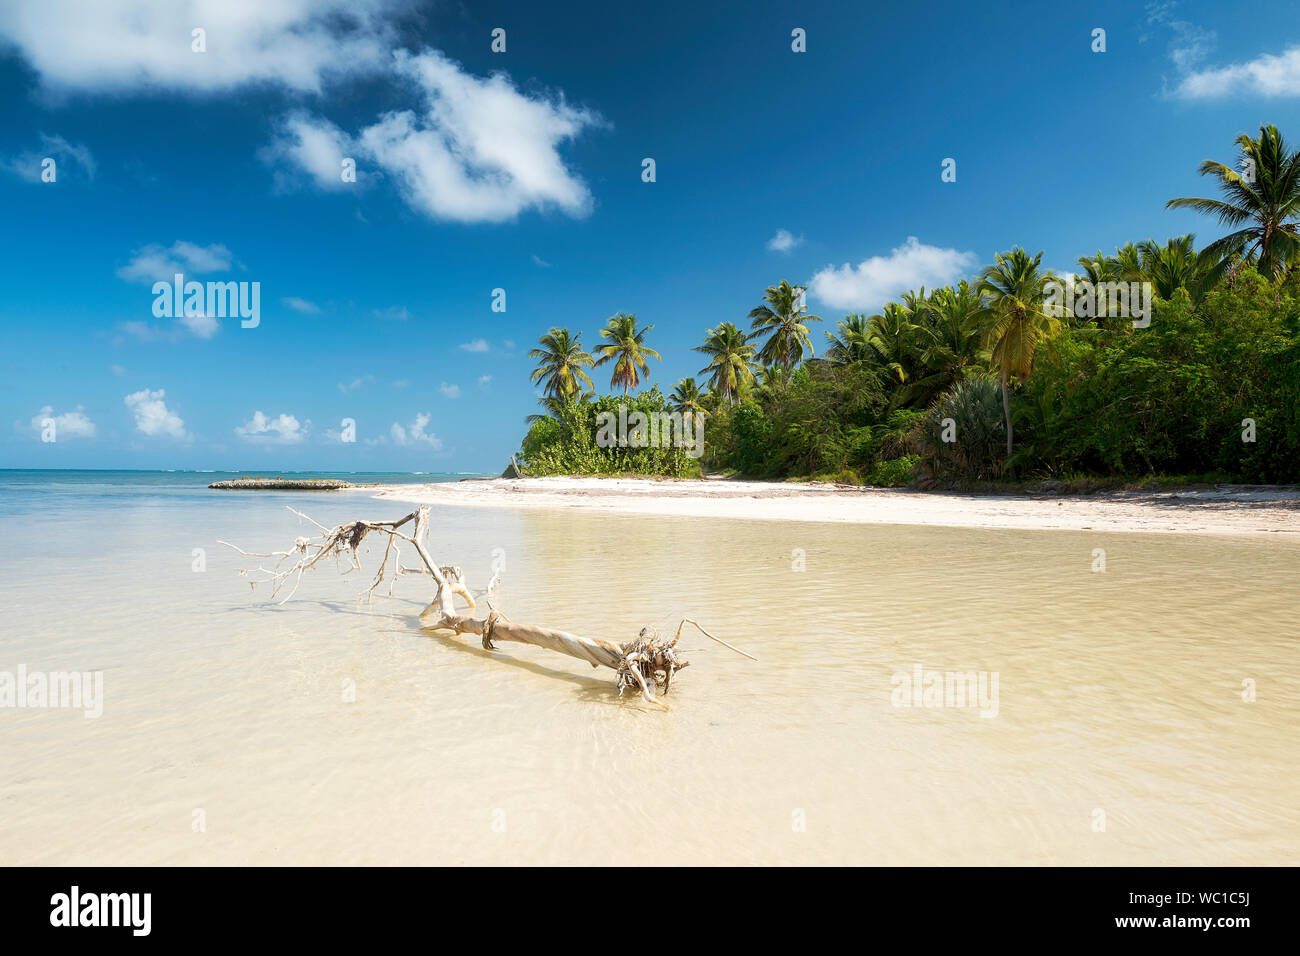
[0,489,1297,864]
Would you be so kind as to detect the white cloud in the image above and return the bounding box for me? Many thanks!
[1175,46,1300,99]
[477,375,492,386]
[117,241,232,283]
[119,315,217,342]
[439,382,460,398]
[372,305,410,320]
[3,134,96,182]
[0,5,600,223]
[389,413,442,449]
[124,388,188,439]
[168,240,232,272]
[263,112,359,190]
[767,228,802,253]
[110,364,128,377]
[337,375,373,393]
[282,296,321,314]
[28,405,95,439]
[119,321,175,343]
[0,0,406,94]
[236,411,307,444]
[809,237,978,311]
[458,338,489,353]
[177,312,220,339]
[1146,2,1216,73]
[269,50,601,223]
[531,254,551,267]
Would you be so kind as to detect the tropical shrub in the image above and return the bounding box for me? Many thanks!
[702,361,888,477]
[867,455,919,487]
[1018,270,1300,481]
[518,388,702,477]
[916,376,1006,483]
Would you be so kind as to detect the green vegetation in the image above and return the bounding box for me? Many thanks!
[594,312,659,393]
[528,328,594,400]
[519,388,701,477]
[518,125,1300,486]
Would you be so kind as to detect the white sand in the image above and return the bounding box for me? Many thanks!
[372,476,1300,537]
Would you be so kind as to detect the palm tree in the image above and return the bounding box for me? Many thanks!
[975,248,1062,459]
[694,322,758,404]
[528,328,594,401]
[1075,249,1120,286]
[825,314,872,364]
[1136,234,1215,301]
[1113,242,1142,281]
[1166,124,1300,280]
[669,377,709,418]
[907,282,989,405]
[899,287,937,330]
[525,392,592,424]
[748,280,822,369]
[593,312,661,393]
[865,302,917,385]
[753,363,793,403]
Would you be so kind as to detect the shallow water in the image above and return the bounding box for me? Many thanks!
[1,476,1297,864]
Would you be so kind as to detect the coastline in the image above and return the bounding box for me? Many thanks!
[370,476,1300,536]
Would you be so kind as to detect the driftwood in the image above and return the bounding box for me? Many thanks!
[220,506,753,706]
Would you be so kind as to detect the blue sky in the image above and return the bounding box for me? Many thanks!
[2,0,1298,471]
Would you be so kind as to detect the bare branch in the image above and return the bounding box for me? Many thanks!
[223,506,751,703]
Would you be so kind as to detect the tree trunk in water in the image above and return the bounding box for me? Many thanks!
[220,506,753,706]
[1001,371,1013,462]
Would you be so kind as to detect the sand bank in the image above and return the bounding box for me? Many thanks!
[371,476,1300,537]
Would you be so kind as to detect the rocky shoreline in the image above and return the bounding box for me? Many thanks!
[208,477,358,490]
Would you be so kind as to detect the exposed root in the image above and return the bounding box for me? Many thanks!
[617,626,691,701]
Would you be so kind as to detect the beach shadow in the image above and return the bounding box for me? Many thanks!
[209,595,428,619]
[416,622,653,709]
[214,596,657,709]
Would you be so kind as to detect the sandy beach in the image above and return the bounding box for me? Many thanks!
[373,476,1300,537]
[5,472,1300,867]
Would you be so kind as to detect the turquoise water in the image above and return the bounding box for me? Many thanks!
[0,469,480,518]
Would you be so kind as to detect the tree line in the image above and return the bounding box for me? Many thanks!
[520,124,1300,485]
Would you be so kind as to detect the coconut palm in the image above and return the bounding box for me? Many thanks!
[1075,250,1120,286]
[1067,249,1132,328]
[594,312,660,393]
[1113,242,1143,281]
[865,303,918,385]
[753,364,794,403]
[899,287,937,330]
[975,248,1062,458]
[825,314,872,364]
[694,322,758,405]
[906,282,989,405]
[669,377,709,418]
[528,328,594,401]
[1136,234,1214,301]
[748,280,822,369]
[524,392,593,424]
[1166,124,1300,280]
